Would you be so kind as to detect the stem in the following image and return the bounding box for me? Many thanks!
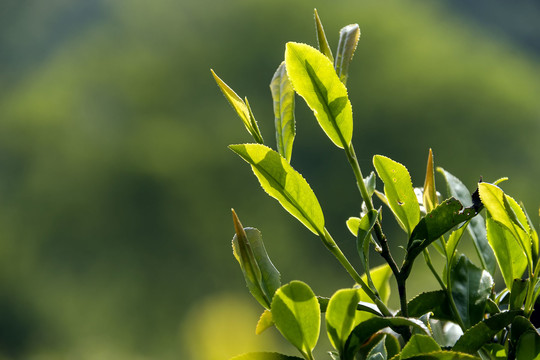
[344,144,374,212]
[320,228,392,317]
[423,249,446,291]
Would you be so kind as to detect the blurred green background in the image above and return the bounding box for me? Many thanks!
[0,0,539,359]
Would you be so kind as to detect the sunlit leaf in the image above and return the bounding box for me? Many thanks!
[255,309,274,335]
[285,42,353,149]
[230,144,324,235]
[335,24,360,85]
[445,222,469,269]
[373,155,420,235]
[314,9,334,62]
[230,352,303,360]
[271,281,320,359]
[400,351,479,359]
[232,211,280,308]
[344,317,429,360]
[326,288,361,355]
[401,334,441,359]
[437,168,496,275]
[423,149,438,213]
[450,254,493,329]
[486,216,527,289]
[478,183,532,265]
[211,70,264,143]
[452,310,522,354]
[270,62,295,162]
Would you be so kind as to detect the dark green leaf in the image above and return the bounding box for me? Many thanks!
[515,330,540,360]
[230,144,325,235]
[401,351,479,359]
[367,335,388,360]
[271,281,320,359]
[509,315,536,359]
[452,310,522,354]
[510,279,528,311]
[285,42,353,149]
[230,352,303,360]
[344,317,429,360]
[314,9,334,62]
[437,168,496,275]
[270,62,295,162]
[401,334,441,359]
[400,290,453,320]
[373,155,420,235]
[450,255,493,329]
[335,24,360,84]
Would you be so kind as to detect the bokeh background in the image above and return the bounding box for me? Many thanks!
[0,0,539,359]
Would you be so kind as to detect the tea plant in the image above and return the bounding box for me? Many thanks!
[212,10,540,360]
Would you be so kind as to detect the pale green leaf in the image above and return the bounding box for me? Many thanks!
[256,309,274,335]
[355,210,380,293]
[326,288,361,355]
[486,217,527,289]
[450,254,493,329]
[373,155,420,235]
[270,62,295,162]
[230,144,324,235]
[314,9,334,62]
[211,70,263,143]
[230,352,303,360]
[401,334,441,359]
[346,217,361,237]
[356,264,392,324]
[271,281,320,359]
[335,24,360,85]
[437,168,496,275]
[285,42,353,149]
[423,149,438,213]
[445,221,470,269]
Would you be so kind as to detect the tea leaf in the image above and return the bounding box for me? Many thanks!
[400,351,479,359]
[344,317,429,360]
[326,288,361,355]
[452,310,522,354]
[230,352,303,360]
[211,70,264,143]
[314,9,334,62]
[510,279,529,311]
[437,168,496,275]
[256,309,274,335]
[373,155,420,235]
[366,336,387,360]
[270,62,295,162]
[450,254,493,329]
[285,42,353,149]
[515,331,540,360]
[335,24,360,85]
[401,334,441,359]
[399,290,453,320]
[423,149,438,213]
[486,216,527,289]
[271,281,320,359]
[230,144,325,235]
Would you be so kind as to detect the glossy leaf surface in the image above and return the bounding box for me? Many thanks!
[373,155,420,235]
[270,62,295,162]
[326,289,361,355]
[230,144,324,234]
[212,70,264,143]
[450,255,493,329]
[335,24,360,84]
[401,334,441,359]
[486,217,527,289]
[271,281,320,359]
[285,42,353,149]
[452,310,522,354]
[438,168,495,275]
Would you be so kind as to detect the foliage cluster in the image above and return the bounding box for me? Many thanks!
[214,11,540,360]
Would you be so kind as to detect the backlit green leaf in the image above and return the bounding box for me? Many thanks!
[373,155,420,235]
[335,24,360,85]
[270,62,295,162]
[230,144,324,235]
[230,352,303,360]
[450,254,493,329]
[445,222,469,269]
[314,9,334,62]
[344,317,429,360]
[423,149,438,213]
[437,168,496,275]
[452,310,522,354]
[285,42,353,149]
[510,279,528,311]
[256,309,274,335]
[271,281,320,359]
[478,183,532,265]
[486,217,527,289]
[211,70,264,143]
[401,334,441,359]
[326,288,361,355]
